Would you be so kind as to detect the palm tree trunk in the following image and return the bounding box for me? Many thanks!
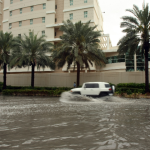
[144,45,149,93]
[76,62,80,87]
[31,63,35,88]
[3,63,7,89]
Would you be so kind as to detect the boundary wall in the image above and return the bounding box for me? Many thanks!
[0,72,150,87]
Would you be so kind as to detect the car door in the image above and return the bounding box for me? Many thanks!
[82,83,99,96]
[82,83,91,95]
[93,83,100,95]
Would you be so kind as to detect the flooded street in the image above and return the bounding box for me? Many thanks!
[0,94,150,150]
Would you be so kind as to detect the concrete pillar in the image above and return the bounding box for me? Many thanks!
[134,54,136,72]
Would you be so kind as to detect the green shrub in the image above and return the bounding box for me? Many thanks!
[127,89,132,95]
[116,87,146,94]
[109,83,116,87]
[117,83,150,89]
[5,85,71,91]
[2,89,68,96]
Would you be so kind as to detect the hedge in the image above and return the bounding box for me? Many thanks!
[0,82,150,96]
[116,87,145,94]
[2,89,68,96]
[117,83,150,89]
[5,86,71,91]
[115,83,150,94]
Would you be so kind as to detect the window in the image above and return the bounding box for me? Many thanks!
[85,84,99,88]
[10,0,13,4]
[19,21,22,27]
[42,31,45,36]
[55,32,56,36]
[84,0,87,3]
[70,13,73,20]
[42,17,45,23]
[136,53,145,71]
[43,4,46,9]
[18,34,21,38]
[9,23,12,29]
[31,6,34,11]
[55,5,57,9]
[105,84,110,88]
[10,11,12,16]
[30,19,33,25]
[55,18,57,22]
[20,0,23,1]
[107,55,125,64]
[84,11,88,18]
[70,0,73,6]
[20,8,22,14]
[126,53,134,72]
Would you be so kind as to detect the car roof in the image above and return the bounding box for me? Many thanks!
[84,82,109,84]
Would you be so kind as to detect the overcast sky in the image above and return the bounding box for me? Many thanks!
[98,0,150,47]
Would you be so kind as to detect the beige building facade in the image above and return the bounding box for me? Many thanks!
[2,0,113,73]
[0,0,3,31]
[3,0,104,41]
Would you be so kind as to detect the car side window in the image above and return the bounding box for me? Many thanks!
[85,84,99,88]
[105,84,110,88]
[93,84,99,88]
[85,84,92,88]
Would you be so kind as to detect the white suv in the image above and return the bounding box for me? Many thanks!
[70,82,112,96]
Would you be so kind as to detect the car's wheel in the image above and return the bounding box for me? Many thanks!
[99,92,108,97]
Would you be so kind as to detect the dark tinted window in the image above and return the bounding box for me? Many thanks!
[105,84,110,88]
[85,84,99,88]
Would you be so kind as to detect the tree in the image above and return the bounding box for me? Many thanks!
[0,31,15,89]
[117,3,150,93]
[10,31,55,88]
[51,20,107,87]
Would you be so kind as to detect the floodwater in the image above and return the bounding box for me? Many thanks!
[0,92,150,150]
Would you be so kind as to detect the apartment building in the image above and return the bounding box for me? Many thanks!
[1,0,149,74]
[2,0,112,73]
[3,0,104,42]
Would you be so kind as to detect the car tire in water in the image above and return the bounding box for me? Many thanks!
[99,92,108,97]
[72,92,81,95]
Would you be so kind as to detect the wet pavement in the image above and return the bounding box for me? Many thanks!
[0,94,150,150]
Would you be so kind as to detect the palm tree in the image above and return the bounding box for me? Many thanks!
[117,3,150,93]
[10,31,55,88]
[51,20,107,87]
[0,31,15,89]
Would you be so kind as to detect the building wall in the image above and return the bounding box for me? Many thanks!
[0,71,149,87]
[55,0,64,24]
[3,0,55,39]
[2,0,105,73]
[0,0,3,31]
[3,0,103,40]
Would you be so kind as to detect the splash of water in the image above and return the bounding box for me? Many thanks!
[60,92,134,104]
[60,92,94,103]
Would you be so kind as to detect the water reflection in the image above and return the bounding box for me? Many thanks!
[0,94,150,150]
